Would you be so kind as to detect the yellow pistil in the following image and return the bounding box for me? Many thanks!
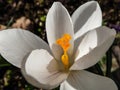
[56,34,71,69]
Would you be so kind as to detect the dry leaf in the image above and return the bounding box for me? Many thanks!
[12,16,31,29]
[0,24,6,30]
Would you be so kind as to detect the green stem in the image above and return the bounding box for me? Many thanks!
[106,47,112,77]
[0,64,12,67]
[95,63,104,76]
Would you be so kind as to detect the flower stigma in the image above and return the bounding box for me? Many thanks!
[56,34,71,70]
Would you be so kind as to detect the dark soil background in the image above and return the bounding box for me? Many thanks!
[0,0,120,90]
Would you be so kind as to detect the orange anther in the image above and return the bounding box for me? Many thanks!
[56,34,71,69]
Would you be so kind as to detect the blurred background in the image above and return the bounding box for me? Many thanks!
[0,0,120,90]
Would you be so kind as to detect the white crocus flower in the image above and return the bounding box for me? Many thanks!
[0,1,118,90]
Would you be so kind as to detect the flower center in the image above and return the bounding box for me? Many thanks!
[56,34,71,69]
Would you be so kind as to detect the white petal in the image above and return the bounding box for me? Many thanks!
[46,2,74,61]
[72,1,102,39]
[0,29,50,68]
[21,49,68,89]
[60,70,118,90]
[74,28,98,60]
[71,26,116,70]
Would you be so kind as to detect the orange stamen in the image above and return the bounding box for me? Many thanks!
[56,34,71,69]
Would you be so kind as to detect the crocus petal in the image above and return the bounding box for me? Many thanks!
[72,1,102,39]
[60,70,118,90]
[46,2,74,61]
[22,49,68,89]
[71,26,116,70]
[0,29,50,68]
